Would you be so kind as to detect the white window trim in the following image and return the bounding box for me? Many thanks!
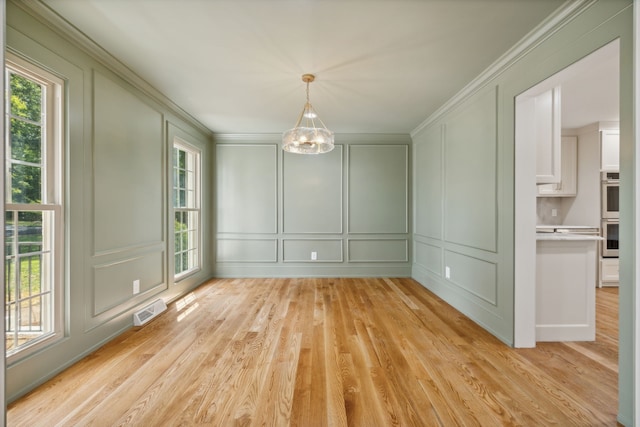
[5,53,65,363]
[172,138,201,281]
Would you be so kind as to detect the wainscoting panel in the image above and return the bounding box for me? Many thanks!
[414,125,443,240]
[93,71,164,255]
[444,249,498,306]
[214,134,411,277]
[414,240,442,276]
[348,145,408,234]
[283,146,343,234]
[216,238,278,263]
[92,251,165,318]
[216,144,278,234]
[444,86,498,253]
[283,239,343,262]
[348,239,408,262]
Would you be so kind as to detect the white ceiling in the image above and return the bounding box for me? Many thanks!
[517,38,620,130]
[560,40,619,129]
[40,0,578,135]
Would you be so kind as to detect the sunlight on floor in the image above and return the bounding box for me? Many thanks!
[175,292,199,322]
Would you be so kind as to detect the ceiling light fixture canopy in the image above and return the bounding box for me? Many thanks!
[282,74,335,154]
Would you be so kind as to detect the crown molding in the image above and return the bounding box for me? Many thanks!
[214,134,282,143]
[12,0,213,138]
[214,133,412,144]
[410,0,597,138]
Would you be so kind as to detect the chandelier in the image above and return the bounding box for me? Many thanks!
[282,74,335,154]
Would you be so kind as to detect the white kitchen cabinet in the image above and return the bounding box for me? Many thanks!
[536,236,598,341]
[600,257,619,286]
[601,130,619,171]
[534,86,562,184]
[537,136,577,197]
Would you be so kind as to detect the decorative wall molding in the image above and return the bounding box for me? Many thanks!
[216,238,278,263]
[215,133,412,144]
[413,240,442,276]
[348,239,409,263]
[348,144,409,234]
[214,265,412,278]
[282,239,344,263]
[215,134,412,276]
[282,146,344,234]
[216,144,279,235]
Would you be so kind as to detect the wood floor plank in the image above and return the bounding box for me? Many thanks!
[7,278,619,426]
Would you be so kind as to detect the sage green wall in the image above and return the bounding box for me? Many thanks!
[5,0,635,422]
[214,134,411,277]
[411,1,634,423]
[413,84,506,339]
[5,2,213,402]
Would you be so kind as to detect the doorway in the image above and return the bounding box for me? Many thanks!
[514,39,620,346]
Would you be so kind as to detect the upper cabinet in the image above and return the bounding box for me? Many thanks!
[601,129,619,171]
[537,136,577,197]
[534,86,562,184]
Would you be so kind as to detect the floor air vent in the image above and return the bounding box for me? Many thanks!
[133,299,167,326]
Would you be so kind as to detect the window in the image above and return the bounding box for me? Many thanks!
[5,55,64,360]
[173,140,200,279]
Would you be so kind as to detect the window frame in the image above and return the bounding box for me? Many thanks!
[172,138,201,281]
[4,53,65,363]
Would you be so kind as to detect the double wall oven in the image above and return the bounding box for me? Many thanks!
[601,172,619,257]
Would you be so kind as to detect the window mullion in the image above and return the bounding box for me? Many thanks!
[8,113,42,127]
[8,159,42,168]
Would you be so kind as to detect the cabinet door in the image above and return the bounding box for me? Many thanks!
[537,136,577,197]
[601,130,619,172]
[535,86,562,184]
[600,257,619,285]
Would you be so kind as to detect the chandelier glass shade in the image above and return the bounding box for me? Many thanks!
[282,74,335,154]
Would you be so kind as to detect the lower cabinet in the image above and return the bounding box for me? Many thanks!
[536,238,597,341]
[600,257,619,287]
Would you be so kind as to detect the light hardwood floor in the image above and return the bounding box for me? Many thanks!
[8,278,619,426]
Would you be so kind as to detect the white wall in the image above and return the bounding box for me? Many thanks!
[561,123,612,227]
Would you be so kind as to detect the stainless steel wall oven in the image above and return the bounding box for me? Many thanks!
[601,219,619,257]
[601,171,619,219]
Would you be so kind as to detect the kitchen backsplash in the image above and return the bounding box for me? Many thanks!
[537,197,567,225]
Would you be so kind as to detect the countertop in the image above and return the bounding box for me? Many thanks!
[536,233,603,241]
[536,225,599,229]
